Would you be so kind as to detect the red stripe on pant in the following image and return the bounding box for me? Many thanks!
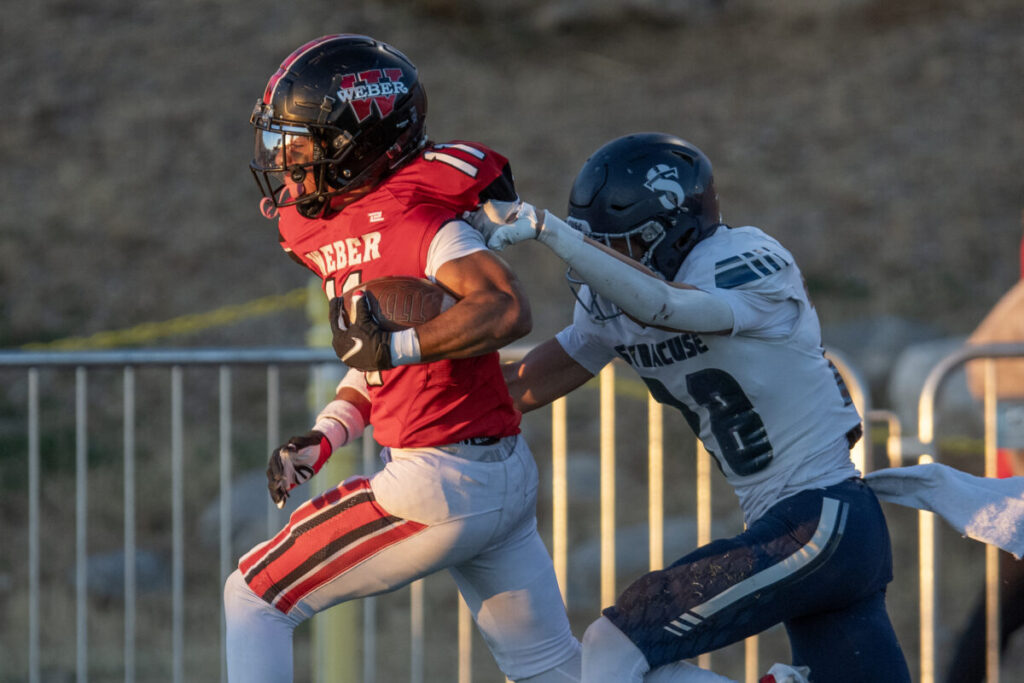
[273,517,426,613]
[239,477,375,576]
[239,477,427,613]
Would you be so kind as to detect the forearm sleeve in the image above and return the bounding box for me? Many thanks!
[537,212,735,333]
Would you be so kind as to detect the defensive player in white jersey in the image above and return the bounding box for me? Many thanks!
[472,133,912,683]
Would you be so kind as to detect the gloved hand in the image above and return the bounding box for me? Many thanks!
[267,431,332,509]
[469,200,542,251]
[329,293,394,372]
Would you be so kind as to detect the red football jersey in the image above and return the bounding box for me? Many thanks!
[277,141,521,448]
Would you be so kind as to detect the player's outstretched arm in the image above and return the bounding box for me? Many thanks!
[472,200,734,334]
[503,338,594,413]
[266,369,371,508]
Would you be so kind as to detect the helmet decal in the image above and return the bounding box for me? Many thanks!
[644,164,686,210]
[337,68,409,122]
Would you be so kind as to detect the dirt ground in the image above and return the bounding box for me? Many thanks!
[1,0,1023,681]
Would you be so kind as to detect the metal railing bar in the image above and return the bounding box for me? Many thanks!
[410,579,424,683]
[827,349,872,473]
[551,397,569,603]
[648,396,664,571]
[266,366,280,538]
[695,441,712,673]
[28,368,40,683]
[865,410,903,469]
[914,344,1024,683]
[918,454,936,683]
[458,597,472,683]
[0,348,338,367]
[599,364,616,608]
[917,342,1024,446]
[983,359,1001,683]
[124,367,137,683]
[171,366,185,683]
[76,367,88,683]
[362,427,378,683]
[745,635,759,683]
[219,366,232,683]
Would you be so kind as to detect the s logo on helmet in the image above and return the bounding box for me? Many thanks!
[337,69,410,123]
[643,164,686,210]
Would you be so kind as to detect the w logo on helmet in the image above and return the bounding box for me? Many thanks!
[643,164,686,210]
[337,69,410,123]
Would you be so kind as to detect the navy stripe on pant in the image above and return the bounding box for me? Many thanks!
[605,478,911,682]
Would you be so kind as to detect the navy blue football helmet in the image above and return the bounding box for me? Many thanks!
[566,133,722,319]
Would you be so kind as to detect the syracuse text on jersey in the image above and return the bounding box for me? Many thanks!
[614,332,709,369]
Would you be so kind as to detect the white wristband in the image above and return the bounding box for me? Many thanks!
[389,327,422,366]
[312,399,367,450]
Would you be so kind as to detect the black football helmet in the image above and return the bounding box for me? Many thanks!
[566,133,722,320]
[250,34,428,218]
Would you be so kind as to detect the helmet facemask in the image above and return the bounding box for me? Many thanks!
[251,114,332,218]
[250,104,423,218]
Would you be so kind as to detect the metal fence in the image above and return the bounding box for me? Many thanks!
[1,343,1021,683]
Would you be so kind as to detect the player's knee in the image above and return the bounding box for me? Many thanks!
[224,569,275,622]
[514,649,581,683]
[224,569,302,635]
[582,615,635,656]
[582,616,649,681]
[223,570,252,617]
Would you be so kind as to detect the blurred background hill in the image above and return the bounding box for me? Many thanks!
[2,0,1022,366]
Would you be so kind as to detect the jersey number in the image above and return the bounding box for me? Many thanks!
[645,370,773,476]
[422,143,486,178]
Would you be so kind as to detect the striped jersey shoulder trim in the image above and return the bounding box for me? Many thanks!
[714,247,792,289]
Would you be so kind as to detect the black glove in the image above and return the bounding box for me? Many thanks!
[329,294,394,371]
[266,431,331,508]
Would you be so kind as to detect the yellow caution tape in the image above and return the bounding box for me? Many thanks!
[21,287,308,350]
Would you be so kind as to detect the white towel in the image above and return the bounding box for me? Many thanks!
[864,463,1024,558]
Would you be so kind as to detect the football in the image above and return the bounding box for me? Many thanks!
[339,276,457,332]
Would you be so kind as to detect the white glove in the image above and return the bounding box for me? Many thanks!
[470,200,542,251]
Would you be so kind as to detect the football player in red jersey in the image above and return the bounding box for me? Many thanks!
[224,35,581,683]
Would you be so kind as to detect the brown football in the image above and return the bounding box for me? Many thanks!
[340,276,457,332]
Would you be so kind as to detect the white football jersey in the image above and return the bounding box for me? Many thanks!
[557,225,861,523]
